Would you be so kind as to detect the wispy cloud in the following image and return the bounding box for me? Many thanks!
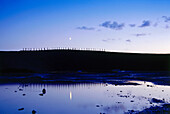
[102,38,115,42]
[126,39,131,42]
[76,26,95,30]
[165,25,170,29]
[139,20,151,27]
[133,33,150,37]
[162,16,170,22]
[100,21,125,30]
[129,24,136,27]
[153,22,158,27]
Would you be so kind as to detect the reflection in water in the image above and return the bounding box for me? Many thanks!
[70,91,72,100]
[0,82,169,114]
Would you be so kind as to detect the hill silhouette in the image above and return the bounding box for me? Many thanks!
[0,49,170,73]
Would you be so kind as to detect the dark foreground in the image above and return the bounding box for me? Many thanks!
[0,70,170,114]
[1,50,170,73]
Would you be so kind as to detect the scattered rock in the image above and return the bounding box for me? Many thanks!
[120,91,122,92]
[42,89,46,94]
[147,85,153,87]
[134,104,170,113]
[128,110,134,112]
[151,98,165,103]
[162,90,164,92]
[96,105,100,107]
[116,102,122,103]
[19,89,23,91]
[39,94,43,96]
[18,108,24,111]
[119,95,129,98]
[130,100,134,102]
[32,110,36,114]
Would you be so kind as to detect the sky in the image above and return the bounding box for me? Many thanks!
[0,0,170,53]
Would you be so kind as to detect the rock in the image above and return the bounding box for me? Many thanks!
[18,108,24,111]
[32,110,36,114]
[42,89,46,94]
[39,93,43,96]
[96,105,100,107]
[116,102,121,103]
[19,89,23,91]
[14,91,17,92]
[147,85,153,87]
[151,98,165,103]
[23,94,26,96]
[134,104,170,113]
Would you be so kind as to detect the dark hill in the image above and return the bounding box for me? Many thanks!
[0,50,170,73]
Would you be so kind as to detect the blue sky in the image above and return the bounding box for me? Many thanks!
[0,0,170,53]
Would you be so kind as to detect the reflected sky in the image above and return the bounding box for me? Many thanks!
[0,82,169,114]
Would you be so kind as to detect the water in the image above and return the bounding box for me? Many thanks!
[0,81,169,114]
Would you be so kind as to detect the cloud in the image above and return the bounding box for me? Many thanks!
[76,26,95,30]
[100,21,125,30]
[126,39,131,42]
[139,20,151,27]
[153,22,158,27]
[102,38,115,42]
[162,16,170,22]
[133,33,150,37]
[102,39,108,42]
[165,25,170,29]
[129,24,136,27]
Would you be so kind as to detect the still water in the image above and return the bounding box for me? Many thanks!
[0,81,169,114]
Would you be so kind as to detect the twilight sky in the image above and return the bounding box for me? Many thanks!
[0,0,170,53]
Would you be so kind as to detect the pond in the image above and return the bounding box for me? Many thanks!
[0,79,169,114]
